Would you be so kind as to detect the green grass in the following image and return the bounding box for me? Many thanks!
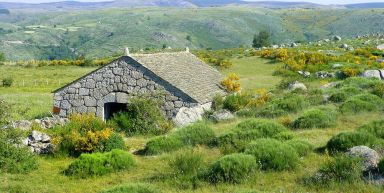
[2,52,384,192]
[223,56,282,90]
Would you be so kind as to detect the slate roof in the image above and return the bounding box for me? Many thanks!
[54,51,225,104]
[130,51,225,104]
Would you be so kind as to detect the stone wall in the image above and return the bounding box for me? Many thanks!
[53,57,198,119]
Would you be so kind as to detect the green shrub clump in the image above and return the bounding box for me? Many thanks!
[216,119,288,153]
[378,159,384,175]
[329,92,348,103]
[110,98,172,136]
[223,94,250,112]
[304,155,362,186]
[64,149,135,178]
[143,135,183,155]
[357,120,384,139]
[340,94,384,114]
[143,122,215,155]
[207,153,257,183]
[244,139,299,171]
[292,108,337,129]
[0,128,38,173]
[174,122,216,146]
[285,140,313,156]
[53,114,125,157]
[258,94,306,117]
[169,149,204,176]
[100,183,160,193]
[326,132,379,153]
[2,77,13,87]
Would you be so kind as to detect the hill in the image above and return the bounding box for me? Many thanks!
[0,6,383,60]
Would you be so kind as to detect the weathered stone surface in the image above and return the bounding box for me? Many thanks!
[346,146,380,172]
[79,88,90,96]
[288,81,307,91]
[116,92,128,103]
[210,109,234,122]
[377,44,384,50]
[333,35,342,41]
[331,63,343,69]
[360,70,383,80]
[84,96,97,107]
[316,71,335,79]
[298,71,310,77]
[173,105,205,127]
[320,82,340,89]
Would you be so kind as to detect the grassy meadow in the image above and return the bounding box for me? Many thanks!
[2,47,384,192]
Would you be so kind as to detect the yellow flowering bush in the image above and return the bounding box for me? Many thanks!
[53,114,125,156]
[221,73,241,93]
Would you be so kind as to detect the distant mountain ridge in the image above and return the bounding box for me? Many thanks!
[1,0,384,10]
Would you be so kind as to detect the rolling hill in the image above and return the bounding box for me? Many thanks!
[0,3,383,60]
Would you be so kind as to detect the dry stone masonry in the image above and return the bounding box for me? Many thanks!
[53,51,225,125]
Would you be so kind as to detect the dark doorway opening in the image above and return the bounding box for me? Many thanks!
[104,102,127,120]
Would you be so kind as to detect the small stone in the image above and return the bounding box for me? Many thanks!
[288,81,307,91]
[346,146,380,172]
[210,109,234,122]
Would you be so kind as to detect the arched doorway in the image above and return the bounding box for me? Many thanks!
[103,102,127,120]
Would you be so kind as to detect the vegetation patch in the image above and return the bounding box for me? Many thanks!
[258,94,307,117]
[64,149,135,178]
[110,98,172,136]
[292,107,337,129]
[207,153,257,184]
[216,119,288,153]
[169,149,204,176]
[326,132,380,153]
[339,93,384,114]
[303,155,362,187]
[53,114,125,157]
[174,122,216,146]
[143,135,183,155]
[100,183,160,193]
[244,138,299,171]
[285,140,313,156]
[357,120,384,139]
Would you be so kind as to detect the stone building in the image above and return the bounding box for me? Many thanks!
[52,50,225,125]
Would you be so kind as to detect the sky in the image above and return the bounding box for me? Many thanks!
[0,0,382,5]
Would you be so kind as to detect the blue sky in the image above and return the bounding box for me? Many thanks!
[0,0,382,5]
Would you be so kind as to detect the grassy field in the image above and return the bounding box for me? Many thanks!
[1,54,384,192]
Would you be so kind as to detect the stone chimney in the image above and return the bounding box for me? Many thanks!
[124,47,130,56]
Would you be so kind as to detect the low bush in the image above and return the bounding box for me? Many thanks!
[272,131,294,141]
[0,99,10,125]
[378,159,384,175]
[292,108,337,129]
[285,140,313,156]
[216,119,288,153]
[110,98,172,136]
[223,94,250,112]
[169,149,204,176]
[371,82,384,98]
[326,132,379,153]
[64,149,135,178]
[303,155,362,186]
[0,128,38,173]
[174,122,215,146]
[329,92,347,103]
[305,89,324,105]
[53,114,125,157]
[143,135,183,155]
[244,139,299,171]
[207,153,257,184]
[258,94,306,117]
[340,93,384,114]
[357,119,384,139]
[2,77,13,87]
[100,183,160,193]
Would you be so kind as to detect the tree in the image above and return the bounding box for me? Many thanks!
[252,30,270,48]
[0,52,5,62]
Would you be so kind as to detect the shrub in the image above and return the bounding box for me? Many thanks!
[207,153,257,183]
[0,128,38,173]
[304,155,362,186]
[326,132,379,153]
[143,135,183,155]
[292,108,337,129]
[100,183,160,193]
[357,120,384,139]
[169,149,204,176]
[216,119,288,153]
[64,149,135,178]
[174,122,215,146]
[0,99,10,125]
[244,139,299,171]
[258,94,306,117]
[329,92,347,103]
[272,131,294,141]
[212,94,224,111]
[53,114,125,157]
[372,82,384,98]
[223,93,250,112]
[378,159,384,175]
[2,77,13,87]
[221,73,241,92]
[110,98,171,136]
[285,140,313,156]
[339,93,384,113]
